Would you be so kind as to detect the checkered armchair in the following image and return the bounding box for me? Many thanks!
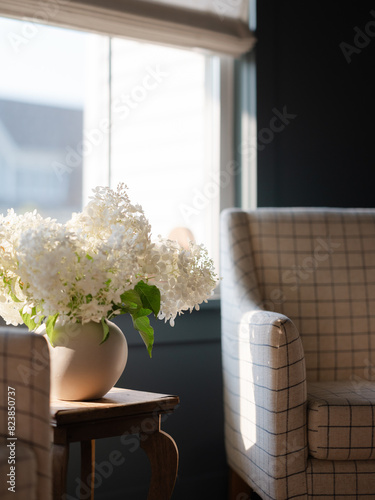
[0,328,51,500]
[221,208,375,500]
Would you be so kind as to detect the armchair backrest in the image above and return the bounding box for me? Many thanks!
[221,207,375,382]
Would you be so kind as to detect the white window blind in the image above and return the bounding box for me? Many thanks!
[0,0,256,56]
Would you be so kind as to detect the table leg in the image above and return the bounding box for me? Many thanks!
[52,443,69,500]
[141,429,179,500]
[80,439,96,500]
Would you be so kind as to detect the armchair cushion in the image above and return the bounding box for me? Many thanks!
[308,381,375,460]
[306,458,375,498]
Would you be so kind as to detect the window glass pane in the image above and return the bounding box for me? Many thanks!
[82,35,110,196]
[0,17,88,221]
[108,39,220,263]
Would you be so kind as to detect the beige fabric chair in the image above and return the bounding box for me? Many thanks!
[221,208,375,500]
[0,328,51,500]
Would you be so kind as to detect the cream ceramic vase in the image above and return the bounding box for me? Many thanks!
[42,319,128,401]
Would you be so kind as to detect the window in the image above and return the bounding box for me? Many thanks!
[0,17,86,221]
[0,14,240,277]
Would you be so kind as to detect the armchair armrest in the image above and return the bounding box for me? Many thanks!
[222,309,308,500]
[0,436,37,500]
[0,328,51,500]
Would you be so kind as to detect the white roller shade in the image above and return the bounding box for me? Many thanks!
[146,0,248,20]
[0,0,256,56]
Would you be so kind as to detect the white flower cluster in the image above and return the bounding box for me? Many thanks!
[0,185,218,328]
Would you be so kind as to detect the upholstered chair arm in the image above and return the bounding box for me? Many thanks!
[222,309,308,500]
[0,328,51,500]
[0,436,37,500]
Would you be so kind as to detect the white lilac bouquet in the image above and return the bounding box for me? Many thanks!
[0,184,218,356]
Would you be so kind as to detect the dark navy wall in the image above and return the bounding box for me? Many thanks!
[256,1,375,208]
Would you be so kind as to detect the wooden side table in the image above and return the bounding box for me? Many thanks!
[50,387,179,500]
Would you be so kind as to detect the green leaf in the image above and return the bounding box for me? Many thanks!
[45,313,59,346]
[120,289,142,311]
[131,314,154,358]
[134,281,161,316]
[10,291,22,303]
[3,277,22,302]
[19,305,43,332]
[133,307,152,318]
[100,317,110,344]
[86,253,93,261]
[33,307,44,331]
[117,284,159,357]
[20,308,38,331]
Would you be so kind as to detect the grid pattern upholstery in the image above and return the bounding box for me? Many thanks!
[308,382,375,461]
[222,310,308,499]
[306,459,375,499]
[0,328,51,500]
[243,208,375,382]
[221,208,375,500]
[0,437,37,500]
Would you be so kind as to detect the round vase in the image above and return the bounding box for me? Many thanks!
[42,320,128,401]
